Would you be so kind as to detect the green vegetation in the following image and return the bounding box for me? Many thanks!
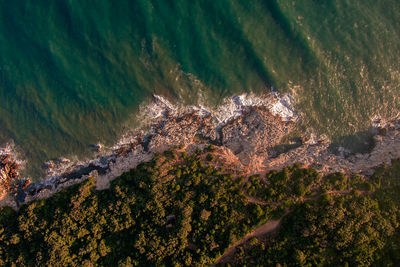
[231,159,400,266]
[245,165,321,206]
[0,149,274,266]
[1,148,400,266]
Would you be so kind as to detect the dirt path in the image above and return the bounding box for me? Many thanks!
[246,196,268,205]
[214,190,367,265]
[213,209,290,266]
[246,196,281,207]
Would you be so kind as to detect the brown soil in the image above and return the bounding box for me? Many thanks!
[213,209,291,266]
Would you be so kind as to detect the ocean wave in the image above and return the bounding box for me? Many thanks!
[0,142,25,170]
[32,90,400,185]
[2,90,298,187]
[4,88,400,209]
[213,91,297,123]
[138,91,297,127]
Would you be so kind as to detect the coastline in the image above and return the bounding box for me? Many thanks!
[0,92,399,209]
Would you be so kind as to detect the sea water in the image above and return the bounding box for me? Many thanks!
[0,0,399,179]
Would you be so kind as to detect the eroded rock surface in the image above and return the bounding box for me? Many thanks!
[0,153,27,209]
[1,103,400,209]
[147,112,217,153]
[221,106,294,166]
[264,124,400,176]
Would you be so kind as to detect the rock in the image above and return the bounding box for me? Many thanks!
[221,106,293,165]
[94,143,103,153]
[147,112,217,153]
[3,97,400,209]
[378,127,388,136]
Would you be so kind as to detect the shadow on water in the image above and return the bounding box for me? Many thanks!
[270,128,378,159]
[329,128,377,157]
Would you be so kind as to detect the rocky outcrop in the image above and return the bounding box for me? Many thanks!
[221,106,294,165]
[0,152,29,209]
[1,97,400,209]
[264,122,400,176]
[147,112,217,152]
[93,110,400,191]
[0,155,21,193]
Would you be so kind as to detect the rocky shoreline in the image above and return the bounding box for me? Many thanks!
[1,94,399,210]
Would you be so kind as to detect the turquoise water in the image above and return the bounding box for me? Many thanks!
[0,1,399,179]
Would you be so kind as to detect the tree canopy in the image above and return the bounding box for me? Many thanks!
[0,148,400,266]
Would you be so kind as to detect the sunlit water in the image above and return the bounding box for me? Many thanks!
[0,1,399,179]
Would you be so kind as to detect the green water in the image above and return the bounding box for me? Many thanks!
[0,0,399,179]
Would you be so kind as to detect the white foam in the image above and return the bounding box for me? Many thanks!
[188,105,212,117]
[138,94,177,120]
[0,142,26,169]
[213,92,298,123]
[371,116,385,128]
[371,114,400,129]
[268,93,297,121]
[10,90,299,184]
[111,90,299,156]
[111,131,141,150]
[136,91,299,127]
[152,94,177,113]
[0,143,14,156]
